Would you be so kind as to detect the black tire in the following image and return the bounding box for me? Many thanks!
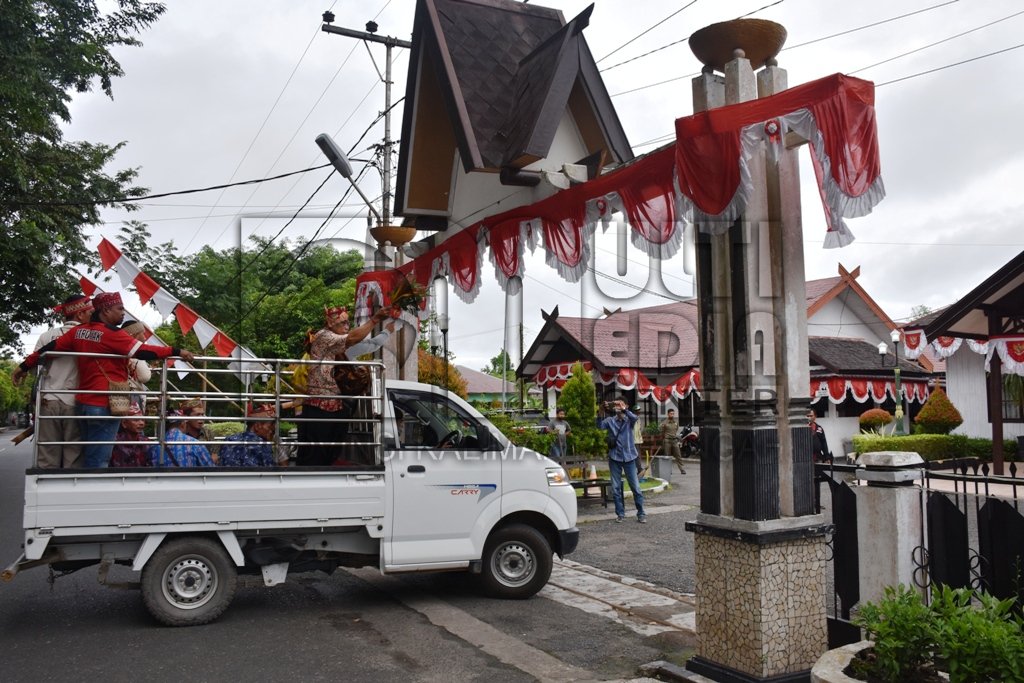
[140,537,238,627]
[480,524,552,599]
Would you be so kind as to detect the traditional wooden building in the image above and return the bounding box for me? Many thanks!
[903,250,1024,471]
[519,265,933,458]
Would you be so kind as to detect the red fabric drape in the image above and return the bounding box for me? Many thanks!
[489,220,522,280]
[674,74,880,216]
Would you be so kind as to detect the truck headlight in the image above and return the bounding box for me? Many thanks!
[546,467,569,486]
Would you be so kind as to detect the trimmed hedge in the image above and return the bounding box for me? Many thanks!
[852,433,1019,462]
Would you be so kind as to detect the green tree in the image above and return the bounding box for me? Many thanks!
[0,0,166,350]
[481,348,515,382]
[558,362,606,456]
[145,237,364,359]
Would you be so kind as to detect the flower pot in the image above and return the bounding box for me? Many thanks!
[811,641,871,682]
[811,641,949,682]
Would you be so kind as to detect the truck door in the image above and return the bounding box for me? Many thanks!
[385,388,503,567]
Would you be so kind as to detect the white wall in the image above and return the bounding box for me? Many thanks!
[444,110,588,237]
[948,346,1024,441]
[808,296,884,345]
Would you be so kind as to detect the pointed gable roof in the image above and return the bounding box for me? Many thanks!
[396,0,632,218]
[519,271,931,376]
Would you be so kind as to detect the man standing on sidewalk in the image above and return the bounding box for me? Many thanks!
[659,408,686,475]
[601,399,646,523]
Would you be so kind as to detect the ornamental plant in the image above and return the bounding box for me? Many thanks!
[859,408,893,432]
[914,386,963,435]
[558,362,607,456]
[851,584,1024,683]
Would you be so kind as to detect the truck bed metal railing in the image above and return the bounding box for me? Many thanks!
[30,351,386,468]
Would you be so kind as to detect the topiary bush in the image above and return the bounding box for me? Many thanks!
[914,386,963,435]
[859,407,894,431]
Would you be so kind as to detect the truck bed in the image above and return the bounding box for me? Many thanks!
[24,469,386,555]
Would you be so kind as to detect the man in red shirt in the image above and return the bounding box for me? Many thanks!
[13,292,194,468]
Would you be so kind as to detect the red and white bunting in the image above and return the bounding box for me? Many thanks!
[902,329,927,359]
[93,238,257,375]
[988,335,1024,377]
[356,74,882,316]
[902,327,991,361]
[931,336,962,358]
[810,377,929,404]
[534,362,700,404]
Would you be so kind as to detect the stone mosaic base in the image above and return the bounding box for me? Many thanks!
[693,531,827,679]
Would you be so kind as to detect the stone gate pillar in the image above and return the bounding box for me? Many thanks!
[684,20,830,683]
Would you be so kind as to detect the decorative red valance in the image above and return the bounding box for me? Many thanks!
[533,362,700,404]
[674,74,883,248]
[811,377,929,405]
[355,74,883,318]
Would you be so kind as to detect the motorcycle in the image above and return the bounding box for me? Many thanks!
[678,424,701,457]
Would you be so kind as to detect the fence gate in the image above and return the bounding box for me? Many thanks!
[816,463,861,647]
[920,460,1024,607]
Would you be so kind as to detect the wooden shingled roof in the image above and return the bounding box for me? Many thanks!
[518,269,930,379]
[395,0,632,220]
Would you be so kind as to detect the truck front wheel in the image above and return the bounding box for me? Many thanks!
[480,524,552,599]
[141,537,238,626]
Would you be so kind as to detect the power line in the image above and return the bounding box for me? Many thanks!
[189,2,338,242]
[609,0,959,97]
[784,0,959,51]
[600,0,786,72]
[10,163,333,207]
[876,40,1024,86]
[195,0,399,252]
[848,7,1024,75]
[596,0,699,64]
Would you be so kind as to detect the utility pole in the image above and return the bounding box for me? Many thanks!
[321,12,411,228]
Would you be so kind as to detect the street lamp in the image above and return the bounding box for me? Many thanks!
[878,329,905,435]
[438,313,449,394]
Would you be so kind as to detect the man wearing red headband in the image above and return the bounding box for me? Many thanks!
[30,294,94,468]
[13,291,195,468]
[297,304,389,466]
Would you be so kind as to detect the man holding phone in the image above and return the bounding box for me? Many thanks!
[600,399,647,523]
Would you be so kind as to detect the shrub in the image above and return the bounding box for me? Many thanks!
[914,386,963,434]
[558,362,607,456]
[851,584,936,682]
[859,408,893,431]
[852,434,1018,462]
[852,584,1024,683]
[208,421,245,438]
[487,413,555,453]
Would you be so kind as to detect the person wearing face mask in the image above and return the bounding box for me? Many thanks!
[600,398,647,524]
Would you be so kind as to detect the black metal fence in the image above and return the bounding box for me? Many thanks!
[816,459,1024,648]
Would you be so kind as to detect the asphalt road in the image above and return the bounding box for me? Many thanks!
[0,437,700,682]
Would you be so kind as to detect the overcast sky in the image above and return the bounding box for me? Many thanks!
[62,0,1024,371]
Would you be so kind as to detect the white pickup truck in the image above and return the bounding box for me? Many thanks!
[4,355,579,626]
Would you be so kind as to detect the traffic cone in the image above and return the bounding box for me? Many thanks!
[586,464,598,496]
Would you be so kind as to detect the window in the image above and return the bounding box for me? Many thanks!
[388,390,497,450]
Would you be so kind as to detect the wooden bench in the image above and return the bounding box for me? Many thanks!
[561,454,612,507]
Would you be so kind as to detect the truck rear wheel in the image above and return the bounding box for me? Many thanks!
[480,524,552,599]
[141,537,238,626]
